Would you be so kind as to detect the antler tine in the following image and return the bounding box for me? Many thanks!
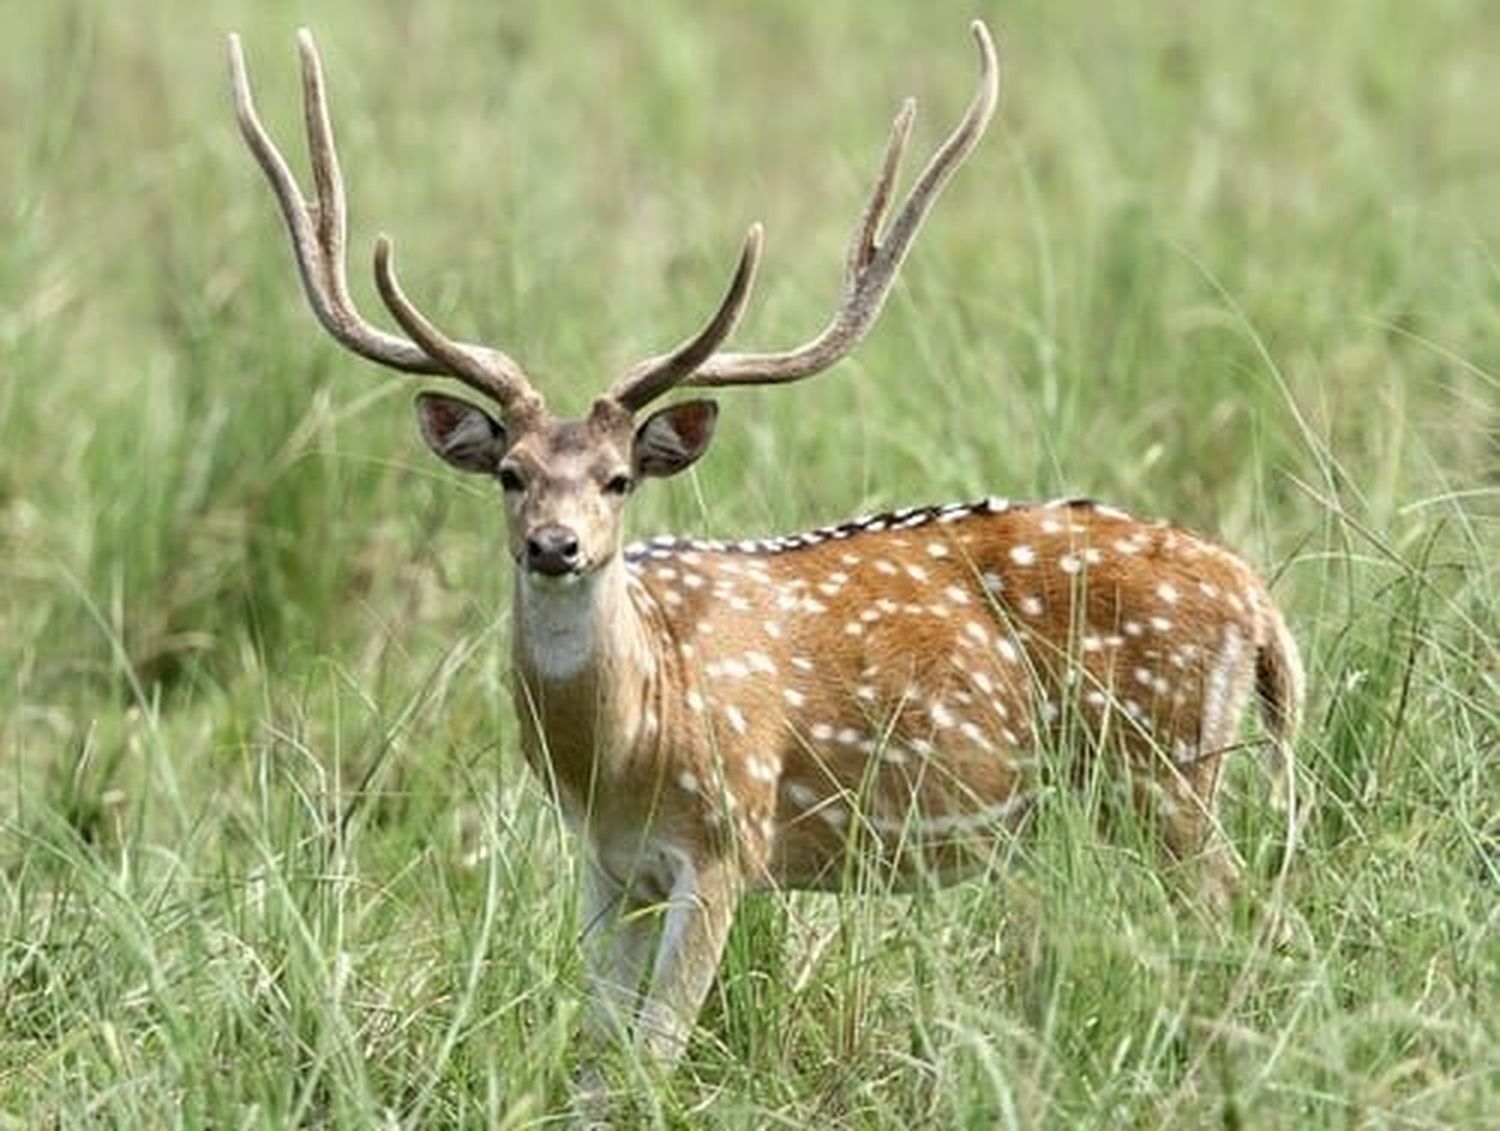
[681,20,1000,389]
[609,225,764,412]
[374,237,542,417]
[228,30,539,413]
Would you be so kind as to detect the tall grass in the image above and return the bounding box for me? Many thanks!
[1,1,1494,1125]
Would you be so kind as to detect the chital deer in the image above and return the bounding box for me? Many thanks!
[229,22,1304,1064]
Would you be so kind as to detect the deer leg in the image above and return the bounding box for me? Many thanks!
[579,863,658,1042]
[1150,753,1241,915]
[634,855,740,1064]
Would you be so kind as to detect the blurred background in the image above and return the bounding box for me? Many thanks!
[0,1,1494,1124]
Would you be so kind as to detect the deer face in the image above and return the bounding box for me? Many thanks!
[415,393,718,581]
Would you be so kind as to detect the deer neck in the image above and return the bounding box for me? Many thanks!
[511,556,656,789]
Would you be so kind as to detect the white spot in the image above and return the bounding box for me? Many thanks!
[722,659,750,679]
[906,563,929,582]
[790,656,815,672]
[996,638,1021,664]
[844,622,864,636]
[973,671,995,694]
[1081,634,1104,653]
[959,720,987,746]
[816,805,849,830]
[1040,518,1064,535]
[764,620,783,639]
[874,559,899,576]
[860,607,882,623]
[1113,538,1140,555]
[841,553,862,566]
[926,543,949,559]
[783,687,807,708]
[983,497,1010,512]
[784,782,819,809]
[677,770,699,794]
[1085,690,1108,707]
[1009,545,1036,566]
[930,702,957,729]
[1019,595,1044,617]
[855,684,878,702]
[1124,620,1143,636]
[981,572,1004,594]
[1198,582,1218,598]
[810,723,835,742]
[1134,667,1154,687]
[1059,553,1083,575]
[1150,616,1174,633]
[746,756,777,782]
[1156,582,1179,604]
[1083,548,1103,565]
[836,727,862,746]
[687,690,706,713]
[1094,504,1130,520]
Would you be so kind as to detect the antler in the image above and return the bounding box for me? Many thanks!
[610,20,1000,412]
[228,29,543,418]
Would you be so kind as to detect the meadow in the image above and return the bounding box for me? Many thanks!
[1,1,1495,1125]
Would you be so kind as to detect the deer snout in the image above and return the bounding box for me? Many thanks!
[526,524,582,576]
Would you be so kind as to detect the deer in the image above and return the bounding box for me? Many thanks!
[228,21,1304,1068]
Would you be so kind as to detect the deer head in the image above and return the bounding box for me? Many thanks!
[226,24,998,583]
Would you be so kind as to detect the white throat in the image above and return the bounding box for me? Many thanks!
[516,558,645,682]
[517,569,602,679]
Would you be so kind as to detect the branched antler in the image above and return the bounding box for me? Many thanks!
[611,20,1000,411]
[228,29,543,418]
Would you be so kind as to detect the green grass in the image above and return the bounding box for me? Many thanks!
[2,1,1495,1125]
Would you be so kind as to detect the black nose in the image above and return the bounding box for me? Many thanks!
[526,525,581,576]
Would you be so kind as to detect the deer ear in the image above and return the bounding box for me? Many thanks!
[415,392,508,474]
[632,399,719,479]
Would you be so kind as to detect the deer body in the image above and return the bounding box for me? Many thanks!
[522,497,1299,889]
[230,22,1303,1070]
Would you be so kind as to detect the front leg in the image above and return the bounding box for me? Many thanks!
[634,854,741,1064]
[580,861,657,1041]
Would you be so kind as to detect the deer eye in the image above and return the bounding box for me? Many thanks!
[497,467,525,493]
[603,473,633,497]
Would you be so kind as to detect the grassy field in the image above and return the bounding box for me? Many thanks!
[2,0,1495,1125]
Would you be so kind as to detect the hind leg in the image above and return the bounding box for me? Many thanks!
[1149,753,1241,914]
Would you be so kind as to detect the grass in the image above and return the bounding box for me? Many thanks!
[1,0,1495,1125]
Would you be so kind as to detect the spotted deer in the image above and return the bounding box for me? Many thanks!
[229,22,1303,1064]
